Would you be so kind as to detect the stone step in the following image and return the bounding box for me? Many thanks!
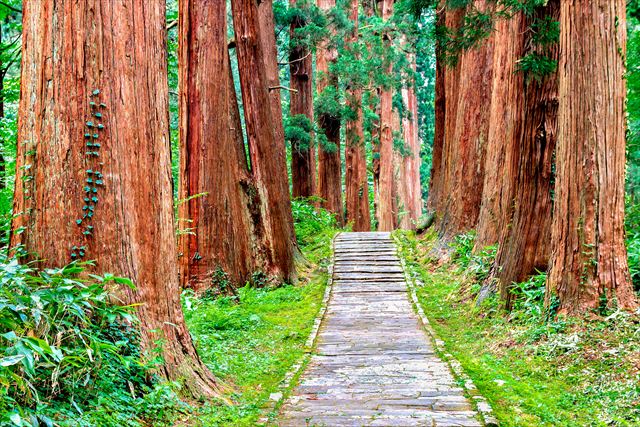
[278,232,482,427]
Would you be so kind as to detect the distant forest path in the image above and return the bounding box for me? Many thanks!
[278,232,488,426]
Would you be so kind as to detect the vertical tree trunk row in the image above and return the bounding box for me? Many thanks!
[289,0,316,198]
[547,0,637,313]
[484,2,559,309]
[473,10,525,251]
[400,59,422,228]
[258,0,286,152]
[316,0,344,225]
[231,0,297,283]
[377,0,396,232]
[426,5,446,215]
[12,0,218,398]
[436,0,494,241]
[344,0,372,231]
[177,1,264,291]
[429,6,464,234]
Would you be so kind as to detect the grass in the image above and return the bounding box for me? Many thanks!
[395,229,640,427]
[182,274,327,426]
[178,200,340,426]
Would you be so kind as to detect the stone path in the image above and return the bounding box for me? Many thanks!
[278,232,483,427]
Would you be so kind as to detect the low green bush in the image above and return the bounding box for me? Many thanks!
[291,199,340,264]
[626,198,640,291]
[0,257,186,427]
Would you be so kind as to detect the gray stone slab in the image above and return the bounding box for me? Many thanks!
[277,232,482,427]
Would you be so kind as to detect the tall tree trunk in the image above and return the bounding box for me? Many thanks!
[289,0,316,198]
[483,3,559,310]
[371,92,381,223]
[344,0,371,231]
[377,0,395,231]
[316,0,343,224]
[258,0,286,151]
[11,0,217,398]
[393,108,404,229]
[178,0,264,291]
[231,0,297,283]
[401,58,422,228]
[428,5,463,225]
[436,0,494,241]
[426,6,445,215]
[547,0,638,313]
[474,11,526,251]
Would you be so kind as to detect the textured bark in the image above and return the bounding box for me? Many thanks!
[474,12,526,251]
[547,0,637,313]
[289,0,316,198]
[393,109,403,229]
[258,0,286,150]
[377,0,395,232]
[484,3,559,310]
[344,0,371,231]
[428,6,464,227]
[426,8,445,215]
[436,1,493,240]
[400,58,422,228]
[316,0,343,224]
[11,0,218,398]
[178,0,264,292]
[371,91,381,219]
[231,0,297,283]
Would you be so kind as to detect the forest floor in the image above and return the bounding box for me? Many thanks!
[177,201,339,426]
[395,230,640,427]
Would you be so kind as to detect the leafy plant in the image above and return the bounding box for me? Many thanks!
[626,198,640,291]
[0,257,185,426]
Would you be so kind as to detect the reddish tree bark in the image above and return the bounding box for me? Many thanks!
[178,0,265,291]
[344,0,371,231]
[547,0,638,313]
[426,9,445,216]
[371,92,381,220]
[289,0,316,198]
[377,0,395,231]
[436,0,494,241]
[11,0,217,398]
[393,109,404,229]
[428,5,463,223]
[400,58,422,228]
[480,3,560,310]
[231,0,297,284]
[316,0,343,224]
[258,0,286,150]
[474,11,526,251]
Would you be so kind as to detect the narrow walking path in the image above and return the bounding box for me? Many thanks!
[278,232,483,427]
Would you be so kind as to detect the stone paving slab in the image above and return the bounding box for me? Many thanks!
[278,232,483,427]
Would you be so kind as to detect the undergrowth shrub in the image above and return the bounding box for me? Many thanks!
[0,257,187,427]
[626,198,640,292]
[450,231,497,283]
[291,199,340,264]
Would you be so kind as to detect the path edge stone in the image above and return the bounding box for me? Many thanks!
[393,232,500,427]
[257,232,341,426]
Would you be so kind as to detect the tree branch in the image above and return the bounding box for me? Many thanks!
[0,1,21,14]
[278,51,312,66]
[269,85,298,93]
[166,20,177,31]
